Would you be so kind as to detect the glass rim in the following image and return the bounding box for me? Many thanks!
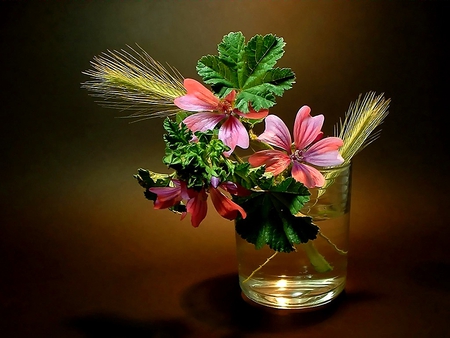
[315,161,351,172]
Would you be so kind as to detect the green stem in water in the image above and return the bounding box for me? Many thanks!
[301,241,333,273]
[319,232,348,255]
[242,251,278,283]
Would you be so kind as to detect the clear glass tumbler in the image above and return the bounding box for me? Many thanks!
[235,163,352,309]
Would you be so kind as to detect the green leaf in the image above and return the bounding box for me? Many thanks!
[270,178,310,215]
[175,111,188,124]
[162,117,193,150]
[161,118,241,189]
[239,34,285,89]
[234,178,316,252]
[196,32,295,113]
[229,162,265,190]
[134,168,171,201]
[218,32,246,71]
[196,55,238,92]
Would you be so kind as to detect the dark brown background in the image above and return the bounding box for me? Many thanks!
[1,1,449,337]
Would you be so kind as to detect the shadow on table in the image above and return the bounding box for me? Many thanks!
[65,274,380,337]
[66,314,191,338]
[180,273,380,335]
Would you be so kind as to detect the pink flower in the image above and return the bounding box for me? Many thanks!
[174,79,268,155]
[149,179,247,227]
[248,106,344,188]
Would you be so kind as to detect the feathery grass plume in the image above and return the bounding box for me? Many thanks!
[335,92,390,164]
[81,45,186,121]
[311,92,390,201]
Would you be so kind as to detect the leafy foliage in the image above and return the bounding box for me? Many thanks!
[225,162,263,190]
[197,32,296,112]
[162,118,236,189]
[234,177,318,253]
[142,119,318,253]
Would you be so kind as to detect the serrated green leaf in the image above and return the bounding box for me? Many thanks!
[234,90,276,112]
[196,32,295,113]
[244,68,297,93]
[218,32,246,69]
[270,178,310,215]
[229,163,265,190]
[196,55,238,89]
[235,192,318,252]
[161,118,245,189]
[234,178,315,252]
[240,34,284,88]
[246,34,283,68]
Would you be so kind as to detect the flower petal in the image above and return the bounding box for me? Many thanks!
[183,112,225,132]
[257,114,292,152]
[235,108,269,120]
[210,187,247,220]
[174,79,220,111]
[303,137,344,166]
[174,96,216,112]
[149,184,182,209]
[179,180,190,200]
[186,189,208,227]
[219,115,249,155]
[293,106,324,150]
[210,176,220,188]
[219,181,251,196]
[248,150,291,176]
[224,90,236,103]
[291,162,325,188]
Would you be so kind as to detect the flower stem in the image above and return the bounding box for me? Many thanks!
[319,231,348,255]
[242,251,278,283]
[300,241,333,273]
[230,153,243,163]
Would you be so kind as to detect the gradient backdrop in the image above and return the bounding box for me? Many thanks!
[1,1,449,337]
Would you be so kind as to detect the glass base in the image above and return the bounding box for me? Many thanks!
[239,275,346,310]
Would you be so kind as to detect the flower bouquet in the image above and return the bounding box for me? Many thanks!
[83,32,389,309]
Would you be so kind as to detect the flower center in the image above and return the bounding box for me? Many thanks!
[219,99,233,115]
[291,149,304,162]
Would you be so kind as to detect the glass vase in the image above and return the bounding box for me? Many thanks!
[235,163,352,310]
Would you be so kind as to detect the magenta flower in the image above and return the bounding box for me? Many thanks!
[248,106,344,188]
[210,184,247,221]
[185,188,208,228]
[174,79,269,155]
[149,179,247,227]
[150,179,186,210]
